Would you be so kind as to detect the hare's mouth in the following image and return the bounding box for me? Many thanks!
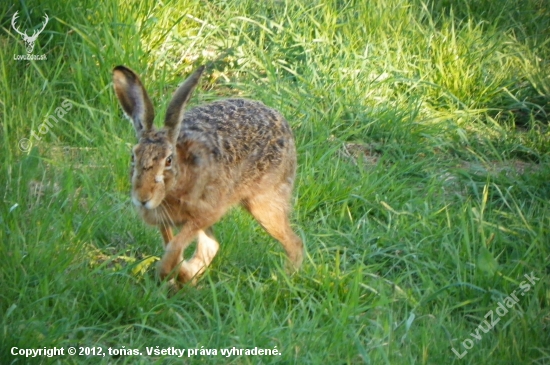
[132,195,161,210]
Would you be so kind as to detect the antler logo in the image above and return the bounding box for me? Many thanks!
[11,11,49,54]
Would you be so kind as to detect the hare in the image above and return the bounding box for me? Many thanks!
[112,65,303,286]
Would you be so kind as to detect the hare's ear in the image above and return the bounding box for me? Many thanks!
[164,65,205,144]
[112,66,155,138]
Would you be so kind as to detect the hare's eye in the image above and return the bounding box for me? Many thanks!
[131,154,135,165]
[165,155,173,168]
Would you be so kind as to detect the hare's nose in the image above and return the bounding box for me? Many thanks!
[132,196,151,208]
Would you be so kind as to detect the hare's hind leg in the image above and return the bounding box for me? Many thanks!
[243,189,303,271]
[179,227,220,284]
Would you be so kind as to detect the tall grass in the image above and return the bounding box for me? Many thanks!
[1,0,549,364]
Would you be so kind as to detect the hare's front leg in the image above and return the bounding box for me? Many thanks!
[158,224,219,285]
[158,223,197,282]
[159,225,173,246]
[179,228,219,284]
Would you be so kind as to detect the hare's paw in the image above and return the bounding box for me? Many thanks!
[177,259,206,286]
[287,251,303,273]
[157,260,173,281]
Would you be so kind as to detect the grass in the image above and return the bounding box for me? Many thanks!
[1,0,549,363]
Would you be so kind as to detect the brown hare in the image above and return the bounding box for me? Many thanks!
[112,65,303,286]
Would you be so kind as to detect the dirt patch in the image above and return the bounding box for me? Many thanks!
[339,142,383,166]
[458,159,541,177]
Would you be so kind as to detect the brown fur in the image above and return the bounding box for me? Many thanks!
[112,65,303,286]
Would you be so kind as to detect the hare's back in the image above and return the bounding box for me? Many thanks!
[180,99,295,168]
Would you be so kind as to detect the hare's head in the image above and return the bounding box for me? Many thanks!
[112,65,205,210]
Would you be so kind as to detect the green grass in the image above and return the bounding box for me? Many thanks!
[1,0,549,364]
